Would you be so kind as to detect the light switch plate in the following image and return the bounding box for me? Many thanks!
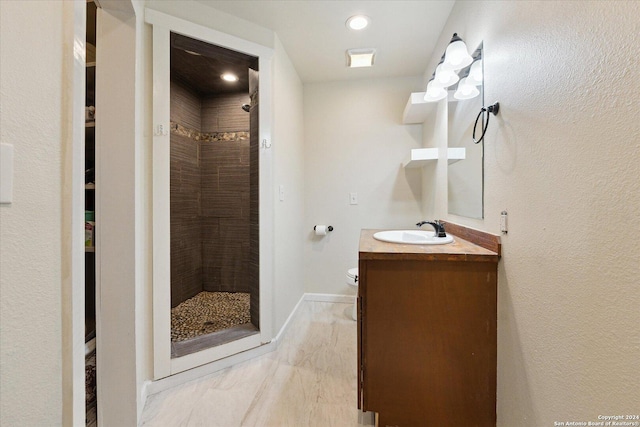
[0,143,14,204]
[350,192,358,205]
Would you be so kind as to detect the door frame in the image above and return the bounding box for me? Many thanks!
[145,8,274,379]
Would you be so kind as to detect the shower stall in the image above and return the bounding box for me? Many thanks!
[168,33,259,358]
[149,9,274,378]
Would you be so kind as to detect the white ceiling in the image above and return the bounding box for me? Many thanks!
[195,1,455,83]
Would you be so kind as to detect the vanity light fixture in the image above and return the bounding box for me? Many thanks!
[423,33,477,102]
[221,73,239,82]
[346,15,370,31]
[347,48,376,68]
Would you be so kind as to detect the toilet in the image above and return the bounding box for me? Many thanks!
[346,267,358,321]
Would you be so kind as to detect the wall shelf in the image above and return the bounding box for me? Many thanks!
[403,147,466,168]
[402,92,436,124]
[403,148,438,168]
[447,147,466,165]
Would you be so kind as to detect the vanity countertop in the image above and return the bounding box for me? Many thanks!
[359,228,500,263]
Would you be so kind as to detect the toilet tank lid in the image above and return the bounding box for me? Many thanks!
[347,267,358,278]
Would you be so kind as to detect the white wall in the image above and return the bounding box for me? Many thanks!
[0,1,66,424]
[146,0,274,49]
[425,1,640,424]
[272,35,306,331]
[95,5,143,425]
[303,77,424,295]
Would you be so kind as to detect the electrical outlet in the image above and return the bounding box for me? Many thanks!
[350,192,358,205]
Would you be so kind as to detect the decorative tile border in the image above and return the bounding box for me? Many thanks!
[170,121,249,142]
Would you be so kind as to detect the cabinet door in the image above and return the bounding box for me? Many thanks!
[361,259,497,427]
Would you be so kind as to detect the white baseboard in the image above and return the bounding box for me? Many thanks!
[304,293,354,303]
[139,380,150,421]
[274,293,305,342]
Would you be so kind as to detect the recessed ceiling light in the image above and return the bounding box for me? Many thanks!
[221,73,239,82]
[347,48,376,68]
[346,15,370,31]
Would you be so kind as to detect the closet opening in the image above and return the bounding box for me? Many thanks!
[85,1,97,424]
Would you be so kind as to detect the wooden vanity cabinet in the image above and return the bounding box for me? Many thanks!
[357,229,499,427]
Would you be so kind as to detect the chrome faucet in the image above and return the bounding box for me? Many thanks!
[416,220,447,237]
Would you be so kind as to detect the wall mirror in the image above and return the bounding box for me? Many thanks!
[448,43,484,219]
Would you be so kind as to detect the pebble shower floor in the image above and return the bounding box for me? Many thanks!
[171,291,251,342]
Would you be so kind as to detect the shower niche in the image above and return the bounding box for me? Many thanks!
[168,33,260,358]
[149,9,274,378]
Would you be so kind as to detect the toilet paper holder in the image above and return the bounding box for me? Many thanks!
[314,225,334,232]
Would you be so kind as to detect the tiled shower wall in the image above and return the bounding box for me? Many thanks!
[200,137,250,293]
[170,81,203,307]
[170,79,255,310]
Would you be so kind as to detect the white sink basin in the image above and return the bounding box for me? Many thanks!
[373,230,454,245]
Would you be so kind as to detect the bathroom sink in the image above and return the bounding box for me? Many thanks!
[373,230,454,245]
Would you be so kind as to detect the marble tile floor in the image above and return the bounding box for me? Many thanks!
[140,301,374,427]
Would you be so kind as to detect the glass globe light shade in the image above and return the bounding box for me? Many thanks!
[467,59,483,86]
[432,64,459,88]
[424,80,448,102]
[454,77,480,100]
[442,39,473,71]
